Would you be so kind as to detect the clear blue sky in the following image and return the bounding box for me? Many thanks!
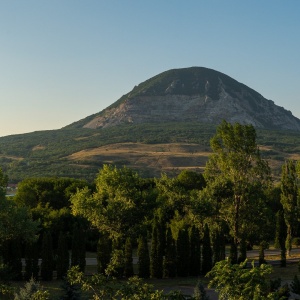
[1,0,299,137]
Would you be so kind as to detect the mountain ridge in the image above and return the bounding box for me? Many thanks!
[65,67,300,131]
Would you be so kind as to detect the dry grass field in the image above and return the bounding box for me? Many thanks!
[67,142,211,177]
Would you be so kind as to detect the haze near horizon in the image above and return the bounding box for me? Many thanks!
[1,1,299,137]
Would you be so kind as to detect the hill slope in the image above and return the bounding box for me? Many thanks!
[66,67,300,131]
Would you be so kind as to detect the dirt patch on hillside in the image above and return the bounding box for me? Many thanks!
[67,142,210,176]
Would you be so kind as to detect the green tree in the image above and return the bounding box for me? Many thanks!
[24,241,39,280]
[71,165,155,240]
[14,177,89,209]
[202,224,212,274]
[0,198,38,246]
[137,235,150,278]
[40,231,54,281]
[163,227,177,278]
[177,170,206,191]
[150,219,163,279]
[71,224,86,272]
[204,121,271,262]
[2,239,22,280]
[280,159,299,256]
[207,260,278,300]
[177,227,190,277]
[190,226,201,276]
[124,237,134,278]
[275,210,287,267]
[56,231,70,280]
[211,225,226,265]
[97,233,111,274]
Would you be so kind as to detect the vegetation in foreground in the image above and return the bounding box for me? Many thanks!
[1,121,300,299]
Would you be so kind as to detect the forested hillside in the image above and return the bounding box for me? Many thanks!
[1,122,300,182]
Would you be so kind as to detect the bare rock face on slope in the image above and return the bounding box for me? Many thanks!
[69,67,300,131]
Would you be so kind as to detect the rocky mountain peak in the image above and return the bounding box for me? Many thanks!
[67,67,300,131]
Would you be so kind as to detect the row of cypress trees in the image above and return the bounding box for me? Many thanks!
[148,222,221,278]
[96,222,225,279]
[1,223,86,281]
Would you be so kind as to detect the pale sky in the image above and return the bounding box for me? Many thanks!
[1,1,299,137]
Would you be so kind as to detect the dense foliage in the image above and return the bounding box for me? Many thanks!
[1,121,300,299]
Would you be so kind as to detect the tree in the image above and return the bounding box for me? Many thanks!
[207,260,279,300]
[150,219,163,278]
[280,159,299,256]
[2,239,22,280]
[24,241,39,280]
[190,226,201,276]
[97,233,111,274]
[56,231,70,280]
[202,224,212,274]
[71,223,86,272]
[71,165,155,240]
[275,210,287,267]
[163,227,177,278]
[0,197,38,247]
[40,231,54,281]
[177,170,206,191]
[137,235,150,278]
[176,227,190,277]
[204,121,271,262]
[124,237,134,278]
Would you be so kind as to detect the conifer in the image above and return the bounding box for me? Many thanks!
[97,233,111,274]
[177,228,190,277]
[56,231,70,279]
[137,235,150,278]
[41,231,54,281]
[190,226,201,276]
[202,224,212,274]
[163,227,177,278]
[124,237,134,277]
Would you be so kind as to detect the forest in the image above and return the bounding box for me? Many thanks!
[0,121,300,299]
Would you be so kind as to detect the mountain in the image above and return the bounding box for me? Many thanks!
[66,67,300,131]
[1,67,300,182]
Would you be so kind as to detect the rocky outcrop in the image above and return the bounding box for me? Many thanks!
[77,67,300,131]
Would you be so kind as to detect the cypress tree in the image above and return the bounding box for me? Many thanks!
[280,160,298,257]
[229,239,238,265]
[124,237,134,278]
[259,241,268,266]
[2,239,23,280]
[177,228,190,277]
[202,224,212,274]
[190,226,201,276]
[238,238,247,263]
[41,231,54,281]
[71,223,86,272]
[56,231,70,279]
[212,229,221,266]
[275,211,287,267]
[163,227,177,278]
[150,219,163,278]
[137,235,150,278]
[24,240,39,280]
[97,233,111,274]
